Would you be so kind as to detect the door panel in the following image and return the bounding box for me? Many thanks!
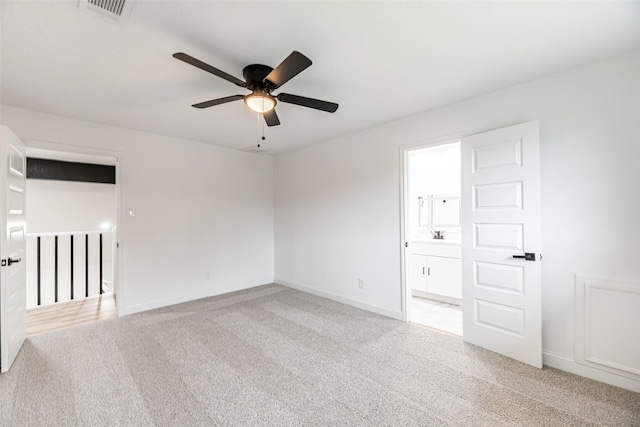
[475,299,525,335]
[474,223,524,251]
[475,261,524,294]
[1,126,27,373]
[472,138,522,171]
[462,121,542,368]
[473,181,523,210]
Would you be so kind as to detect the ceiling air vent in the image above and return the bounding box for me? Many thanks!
[79,0,133,22]
[89,0,126,16]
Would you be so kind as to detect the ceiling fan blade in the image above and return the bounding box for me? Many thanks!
[173,52,246,87]
[265,51,312,89]
[277,93,339,113]
[263,109,281,127]
[192,95,244,109]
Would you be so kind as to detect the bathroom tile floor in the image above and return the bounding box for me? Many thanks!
[410,296,462,336]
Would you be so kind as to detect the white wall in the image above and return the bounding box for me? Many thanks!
[1,106,275,314]
[27,179,116,233]
[274,50,640,388]
[409,144,461,197]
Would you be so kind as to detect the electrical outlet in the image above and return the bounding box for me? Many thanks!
[205,272,210,280]
[358,278,365,289]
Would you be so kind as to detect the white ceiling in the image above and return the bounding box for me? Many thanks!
[2,1,639,154]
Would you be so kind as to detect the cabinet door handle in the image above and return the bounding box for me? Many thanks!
[427,267,431,276]
[422,267,425,275]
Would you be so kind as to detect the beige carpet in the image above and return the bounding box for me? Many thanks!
[0,284,638,426]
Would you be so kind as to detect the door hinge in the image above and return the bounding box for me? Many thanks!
[405,242,408,248]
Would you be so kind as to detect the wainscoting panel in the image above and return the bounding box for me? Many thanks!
[575,275,640,381]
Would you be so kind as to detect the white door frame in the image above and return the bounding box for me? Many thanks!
[400,133,466,322]
[400,123,543,368]
[21,138,125,317]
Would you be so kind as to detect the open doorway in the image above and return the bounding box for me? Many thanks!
[405,142,462,335]
[24,147,119,336]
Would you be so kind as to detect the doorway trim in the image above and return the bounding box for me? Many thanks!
[400,132,466,323]
[21,138,125,317]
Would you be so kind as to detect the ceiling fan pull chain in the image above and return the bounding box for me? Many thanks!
[256,112,265,147]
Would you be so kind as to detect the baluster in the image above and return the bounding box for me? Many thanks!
[85,234,89,298]
[99,233,103,295]
[37,236,41,306]
[54,235,58,303]
[70,235,74,300]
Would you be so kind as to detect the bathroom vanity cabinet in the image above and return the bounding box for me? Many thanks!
[410,242,462,304]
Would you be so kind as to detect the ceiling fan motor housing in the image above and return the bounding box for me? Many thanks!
[243,64,274,92]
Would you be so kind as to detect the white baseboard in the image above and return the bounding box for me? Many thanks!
[543,351,640,393]
[275,278,404,321]
[123,277,273,315]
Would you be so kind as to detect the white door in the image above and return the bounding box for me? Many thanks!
[461,121,542,368]
[0,126,27,373]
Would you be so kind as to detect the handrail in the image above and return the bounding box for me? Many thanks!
[27,230,114,237]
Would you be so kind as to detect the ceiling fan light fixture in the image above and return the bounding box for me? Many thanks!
[244,92,276,113]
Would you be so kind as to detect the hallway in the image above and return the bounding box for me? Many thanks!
[26,293,116,337]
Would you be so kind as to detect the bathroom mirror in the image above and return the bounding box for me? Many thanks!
[418,194,461,228]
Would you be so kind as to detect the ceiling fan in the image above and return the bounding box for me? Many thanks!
[173,51,339,127]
